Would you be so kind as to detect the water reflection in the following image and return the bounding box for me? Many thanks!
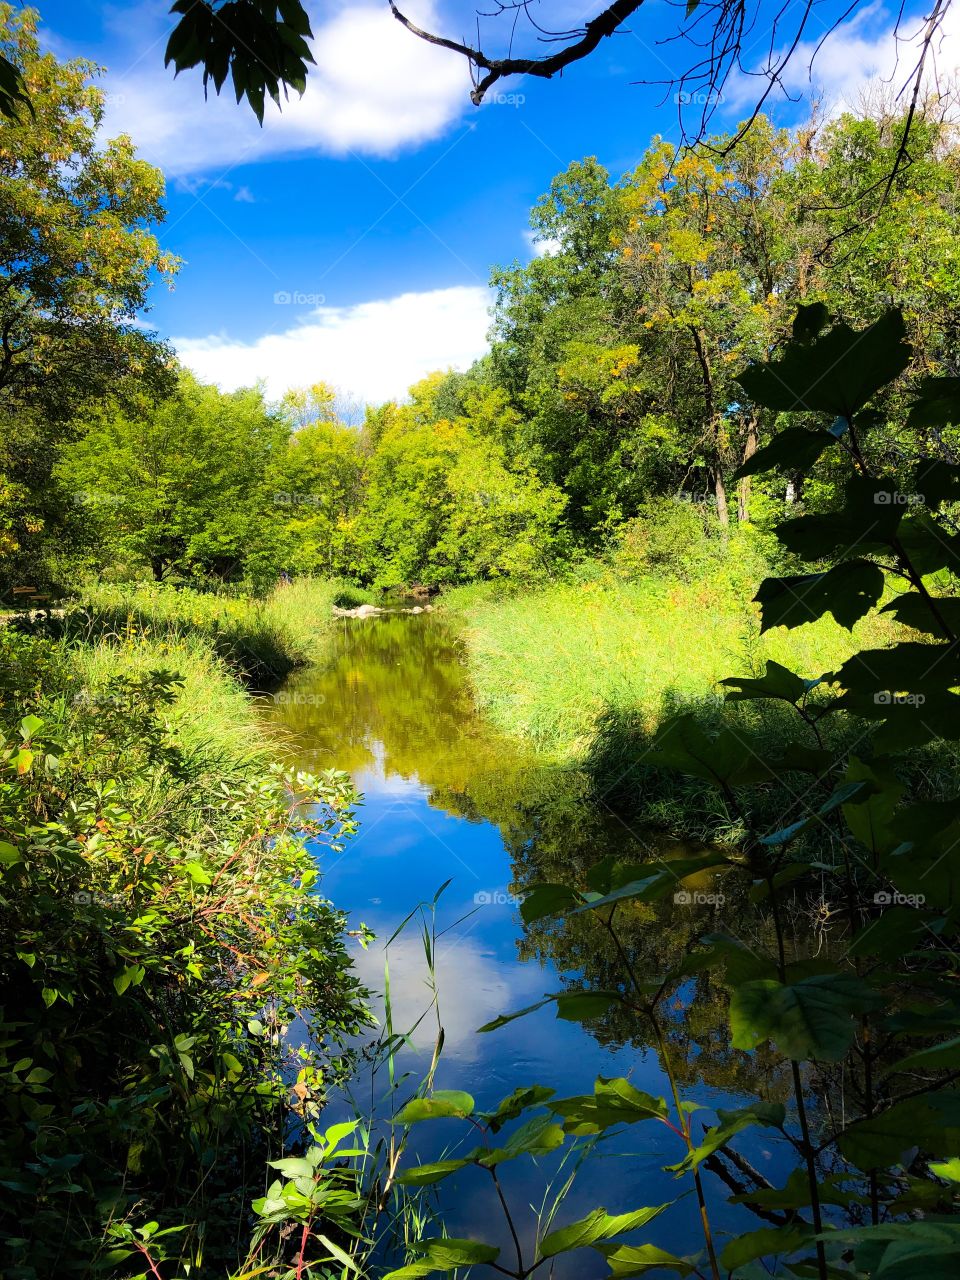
[261,613,792,1273]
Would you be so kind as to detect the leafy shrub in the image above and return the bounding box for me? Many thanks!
[611,496,722,581]
[0,631,371,1276]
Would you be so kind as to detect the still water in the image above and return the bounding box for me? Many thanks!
[262,612,788,1273]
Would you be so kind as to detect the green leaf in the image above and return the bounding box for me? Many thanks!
[644,713,776,787]
[520,882,581,922]
[720,661,812,704]
[384,1237,500,1278]
[183,861,212,885]
[908,375,960,427]
[737,309,910,417]
[666,1101,785,1174]
[759,779,871,847]
[792,301,830,342]
[396,1159,471,1187]
[730,973,883,1061]
[735,426,836,479]
[720,1224,815,1271]
[394,1090,474,1124]
[881,592,960,637]
[20,714,43,740]
[484,1085,556,1132]
[550,1077,668,1134]
[539,1204,670,1258]
[775,474,905,562]
[478,1113,566,1166]
[754,560,885,631]
[0,840,22,868]
[839,1090,960,1168]
[930,1157,960,1182]
[842,756,903,856]
[894,1035,960,1073]
[594,1242,696,1276]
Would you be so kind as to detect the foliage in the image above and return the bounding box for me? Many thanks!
[403,308,960,1279]
[0,622,371,1277]
[0,5,177,595]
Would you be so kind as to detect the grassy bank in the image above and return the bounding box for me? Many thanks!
[0,587,371,1277]
[443,568,896,757]
[59,576,343,686]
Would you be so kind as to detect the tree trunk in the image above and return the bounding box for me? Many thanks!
[737,416,758,522]
[712,466,729,527]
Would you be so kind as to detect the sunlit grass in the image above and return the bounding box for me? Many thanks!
[444,571,898,758]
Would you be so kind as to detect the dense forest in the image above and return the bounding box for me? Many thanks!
[4,2,960,1279]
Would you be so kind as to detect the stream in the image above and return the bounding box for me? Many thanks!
[262,611,791,1274]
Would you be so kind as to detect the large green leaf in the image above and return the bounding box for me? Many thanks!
[720,1224,815,1271]
[383,1237,500,1279]
[394,1090,474,1125]
[644,713,776,787]
[730,973,883,1061]
[908,376,960,427]
[666,1101,785,1174]
[839,1090,960,1168]
[483,1085,556,1132]
[520,882,582,922]
[736,309,910,417]
[735,426,837,479]
[539,1203,670,1258]
[721,661,812,704]
[550,1076,668,1135]
[478,1113,566,1166]
[841,757,903,856]
[881,592,960,637]
[775,474,905,562]
[594,1242,696,1276]
[395,1159,471,1187]
[832,641,960,695]
[754,560,885,631]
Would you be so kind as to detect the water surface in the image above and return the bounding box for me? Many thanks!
[263,613,788,1273]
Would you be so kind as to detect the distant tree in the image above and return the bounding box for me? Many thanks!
[356,376,566,588]
[60,372,287,583]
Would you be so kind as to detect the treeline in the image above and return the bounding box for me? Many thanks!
[2,0,958,603]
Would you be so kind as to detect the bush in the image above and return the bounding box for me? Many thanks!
[611,496,722,581]
[0,627,371,1276]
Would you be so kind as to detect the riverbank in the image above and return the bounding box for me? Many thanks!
[0,582,372,1276]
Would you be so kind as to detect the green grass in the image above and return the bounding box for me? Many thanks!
[66,577,343,686]
[443,568,898,759]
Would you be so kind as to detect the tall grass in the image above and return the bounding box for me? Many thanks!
[68,577,342,686]
[443,570,898,759]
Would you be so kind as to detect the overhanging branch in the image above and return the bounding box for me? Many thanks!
[389,0,645,103]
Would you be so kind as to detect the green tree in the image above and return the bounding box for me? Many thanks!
[0,5,177,594]
[60,371,287,583]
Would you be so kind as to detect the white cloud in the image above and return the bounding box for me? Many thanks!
[523,229,562,257]
[94,0,471,173]
[725,2,960,117]
[174,284,491,405]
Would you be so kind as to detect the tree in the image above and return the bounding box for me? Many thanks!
[355,375,565,588]
[0,5,177,595]
[60,371,287,583]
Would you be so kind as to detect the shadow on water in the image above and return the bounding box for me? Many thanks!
[260,613,792,1273]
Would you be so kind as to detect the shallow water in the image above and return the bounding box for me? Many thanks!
[262,612,790,1274]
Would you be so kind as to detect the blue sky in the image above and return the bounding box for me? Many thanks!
[39,0,954,404]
